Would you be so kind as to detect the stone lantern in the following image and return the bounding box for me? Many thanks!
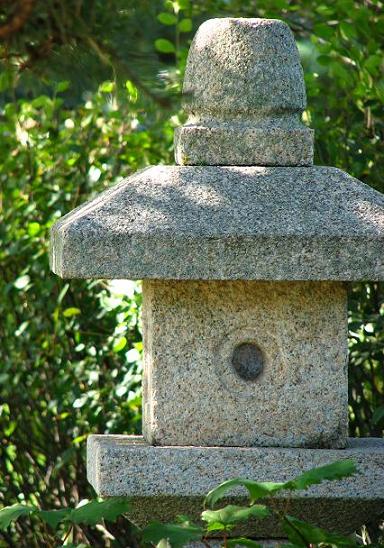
[51,18,384,541]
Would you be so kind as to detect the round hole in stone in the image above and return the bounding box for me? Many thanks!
[231,342,264,381]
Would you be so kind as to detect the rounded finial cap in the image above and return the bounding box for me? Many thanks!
[175,18,313,166]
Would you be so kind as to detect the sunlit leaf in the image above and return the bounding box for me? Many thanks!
[67,498,130,525]
[126,80,138,103]
[285,460,357,491]
[205,460,356,507]
[113,336,127,353]
[27,222,41,236]
[202,504,269,528]
[99,81,115,93]
[63,307,81,317]
[205,478,284,507]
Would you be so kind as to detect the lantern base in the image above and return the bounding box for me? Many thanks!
[87,435,384,538]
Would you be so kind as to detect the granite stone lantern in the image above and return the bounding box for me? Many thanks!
[51,18,384,541]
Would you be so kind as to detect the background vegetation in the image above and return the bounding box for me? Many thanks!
[0,0,383,545]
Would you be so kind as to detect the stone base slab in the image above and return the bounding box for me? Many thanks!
[87,435,384,538]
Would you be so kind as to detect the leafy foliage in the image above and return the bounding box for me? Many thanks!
[205,460,356,507]
[0,75,172,546]
[202,504,270,531]
[0,459,361,546]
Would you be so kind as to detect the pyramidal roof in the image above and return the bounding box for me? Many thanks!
[50,18,384,281]
[50,165,384,280]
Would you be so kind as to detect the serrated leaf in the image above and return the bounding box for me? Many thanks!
[202,504,269,529]
[205,478,284,507]
[70,498,130,525]
[0,504,35,530]
[155,39,175,53]
[178,18,192,32]
[142,521,203,547]
[63,307,81,318]
[157,12,177,25]
[39,508,71,529]
[285,459,357,491]
[283,515,358,547]
[205,460,356,507]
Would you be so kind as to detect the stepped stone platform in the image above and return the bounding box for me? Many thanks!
[87,435,384,538]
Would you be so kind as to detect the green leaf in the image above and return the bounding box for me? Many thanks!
[67,498,130,525]
[63,307,81,318]
[314,23,334,40]
[39,508,71,529]
[228,539,262,547]
[157,12,177,25]
[205,478,284,507]
[27,222,41,236]
[364,55,382,76]
[113,336,127,353]
[205,460,356,507]
[155,39,176,53]
[202,504,269,529]
[99,81,115,93]
[125,80,138,103]
[55,81,70,93]
[283,515,358,547]
[340,22,357,41]
[178,18,192,33]
[0,504,35,530]
[285,459,357,491]
[142,521,203,547]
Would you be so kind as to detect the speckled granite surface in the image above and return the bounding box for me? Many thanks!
[142,280,348,448]
[87,436,384,537]
[175,18,313,166]
[50,165,384,280]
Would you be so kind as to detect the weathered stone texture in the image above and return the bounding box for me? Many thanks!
[50,165,384,281]
[87,435,384,537]
[174,18,313,166]
[142,280,348,448]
